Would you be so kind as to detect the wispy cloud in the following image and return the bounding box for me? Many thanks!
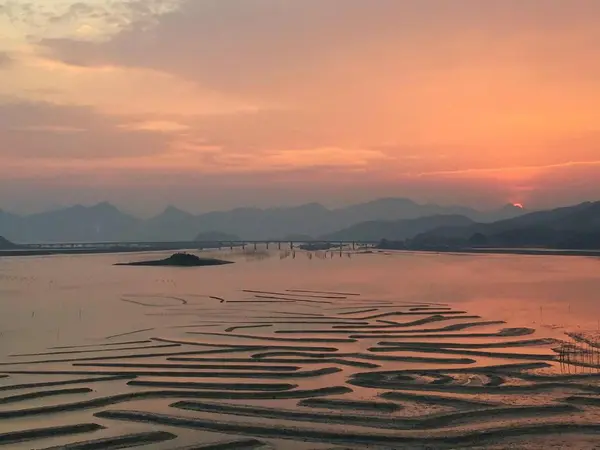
[11,125,86,134]
[419,160,600,178]
[119,121,190,133]
[1,1,600,211]
[0,99,173,159]
[0,0,181,41]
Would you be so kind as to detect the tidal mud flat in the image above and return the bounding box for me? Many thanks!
[1,286,599,449]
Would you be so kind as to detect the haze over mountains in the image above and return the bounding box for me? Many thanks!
[0,198,524,243]
[409,201,600,250]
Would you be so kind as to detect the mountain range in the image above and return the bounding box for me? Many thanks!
[0,198,524,243]
[408,201,600,250]
[322,215,475,241]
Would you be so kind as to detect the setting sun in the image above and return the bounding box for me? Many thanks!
[513,203,525,209]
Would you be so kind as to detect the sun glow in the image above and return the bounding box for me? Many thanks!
[513,203,524,209]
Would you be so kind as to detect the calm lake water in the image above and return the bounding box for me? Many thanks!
[2,249,600,449]
[1,249,599,357]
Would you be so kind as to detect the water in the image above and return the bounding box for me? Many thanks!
[1,249,600,448]
[1,249,599,354]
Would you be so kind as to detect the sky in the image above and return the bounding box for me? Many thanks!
[1,0,599,216]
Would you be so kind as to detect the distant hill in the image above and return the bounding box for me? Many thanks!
[195,231,241,242]
[5,202,140,243]
[0,209,22,240]
[323,215,474,241]
[331,198,522,224]
[411,201,600,249]
[140,206,197,241]
[0,198,526,243]
[0,236,17,249]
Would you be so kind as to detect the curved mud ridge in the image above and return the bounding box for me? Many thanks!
[273,320,506,335]
[380,391,500,408]
[171,400,576,430]
[0,387,93,405]
[0,375,135,392]
[368,345,556,361]
[0,287,595,448]
[298,398,402,413]
[72,362,301,371]
[168,355,380,369]
[95,409,600,447]
[0,387,352,420]
[2,367,343,379]
[286,289,361,296]
[10,343,180,357]
[49,340,153,349]
[0,423,104,446]
[40,431,177,449]
[170,438,267,449]
[186,331,356,343]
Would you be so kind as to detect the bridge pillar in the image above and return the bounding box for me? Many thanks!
[266,242,269,250]
[230,242,233,250]
[278,242,281,250]
[290,241,294,250]
[254,242,257,250]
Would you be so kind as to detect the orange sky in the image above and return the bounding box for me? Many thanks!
[0,0,599,214]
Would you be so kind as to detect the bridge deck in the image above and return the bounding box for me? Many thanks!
[18,240,379,249]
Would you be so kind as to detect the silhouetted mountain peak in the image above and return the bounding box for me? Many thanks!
[293,202,328,211]
[410,200,600,250]
[323,214,474,241]
[0,235,17,249]
[1,197,596,244]
[89,201,121,212]
[344,197,418,210]
[155,205,194,219]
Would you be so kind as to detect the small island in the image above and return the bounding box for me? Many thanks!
[115,252,233,267]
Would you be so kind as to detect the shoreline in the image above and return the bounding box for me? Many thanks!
[387,247,600,258]
[0,246,199,258]
[2,245,600,259]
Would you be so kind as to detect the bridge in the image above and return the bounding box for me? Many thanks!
[18,240,380,251]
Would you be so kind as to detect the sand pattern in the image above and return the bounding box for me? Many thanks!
[0,288,597,448]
